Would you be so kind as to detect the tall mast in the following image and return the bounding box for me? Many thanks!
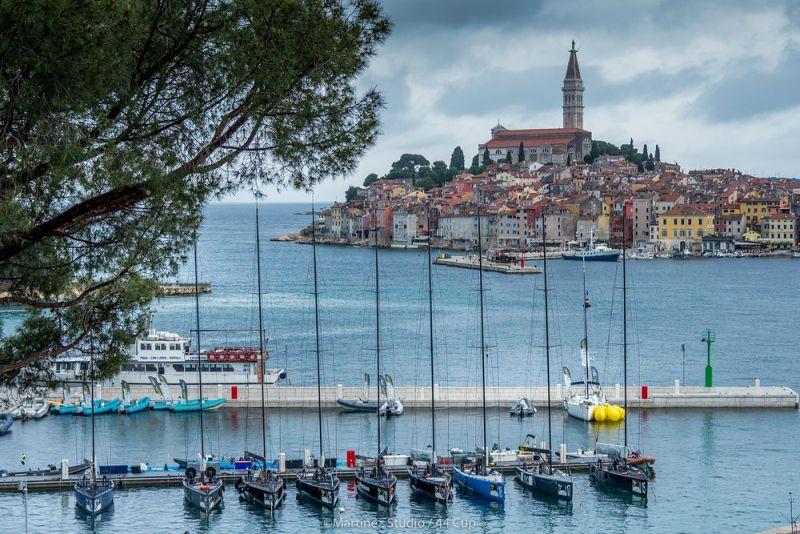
[541,206,553,470]
[255,205,267,464]
[89,334,96,486]
[193,236,205,461]
[426,205,437,464]
[476,209,488,475]
[581,255,590,398]
[621,195,628,448]
[311,202,324,460]
[373,208,382,456]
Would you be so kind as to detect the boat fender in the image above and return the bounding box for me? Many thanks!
[185,466,197,482]
[205,465,217,481]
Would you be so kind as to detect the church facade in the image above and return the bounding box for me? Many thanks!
[479,41,592,165]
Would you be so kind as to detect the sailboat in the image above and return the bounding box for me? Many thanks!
[354,209,397,506]
[408,210,452,504]
[589,198,649,498]
[452,209,506,504]
[296,203,341,509]
[516,205,574,501]
[236,205,286,511]
[182,238,224,513]
[74,335,114,515]
[563,257,623,422]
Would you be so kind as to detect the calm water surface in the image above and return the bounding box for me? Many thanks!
[1,203,798,532]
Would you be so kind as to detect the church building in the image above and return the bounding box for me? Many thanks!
[478,41,592,165]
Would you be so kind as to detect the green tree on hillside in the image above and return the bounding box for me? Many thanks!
[482,149,492,165]
[518,142,525,163]
[387,153,429,185]
[363,173,380,187]
[655,145,661,162]
[432,160,448,184]
[0,0,391,389]
[505,151,512,164]
[449,146,465,171]
[642,144,649,161]
[345,186,360,202]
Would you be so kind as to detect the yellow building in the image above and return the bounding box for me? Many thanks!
[658,205,715,251]
[739,196,779,229]
[760,213,796,247]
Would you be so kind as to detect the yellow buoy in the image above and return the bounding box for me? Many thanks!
[618,406,626,420]
[594,404,607,422]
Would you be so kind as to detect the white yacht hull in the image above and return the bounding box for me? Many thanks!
[565,398,594,421]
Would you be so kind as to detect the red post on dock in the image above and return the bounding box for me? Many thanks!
[641,385,648,399]
[346,450,356,467]
[231,385,238,400]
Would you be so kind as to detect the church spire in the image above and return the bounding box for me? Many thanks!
[562,40,584,129]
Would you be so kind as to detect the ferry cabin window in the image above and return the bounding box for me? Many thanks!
[209,364,222,372]
[79,362,89,371]
[140,343,147,351]
[185,364,196,372]
[173,364,184,372]
[145,364,157,372]
[223,364,235,372]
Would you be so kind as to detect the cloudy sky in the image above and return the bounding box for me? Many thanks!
[246,0,800,203]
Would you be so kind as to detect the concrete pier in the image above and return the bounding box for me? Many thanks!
[64,381,799,410]
[433,255,542,274]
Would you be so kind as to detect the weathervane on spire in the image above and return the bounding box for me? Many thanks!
[571,39,576,51]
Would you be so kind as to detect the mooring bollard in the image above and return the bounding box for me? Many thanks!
[61,459,69,480]
[555,383,561,400]
[615,383,621,400]
[674,379,680,394]
[434,383,439,401]
[337,384,343,399]
[754,377,760,390]
[560,443,568,464]
[278,453,286,473]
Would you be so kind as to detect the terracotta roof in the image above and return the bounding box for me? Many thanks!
[662,205,711,217]
[481,136,576,149]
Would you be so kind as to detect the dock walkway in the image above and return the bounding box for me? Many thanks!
[77,382,799,410]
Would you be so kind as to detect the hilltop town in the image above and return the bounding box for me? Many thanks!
[305,42,799,255]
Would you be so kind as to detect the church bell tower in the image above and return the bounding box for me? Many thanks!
[562,40,584,129]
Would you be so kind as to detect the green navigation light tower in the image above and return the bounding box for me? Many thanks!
[702,329,715,388]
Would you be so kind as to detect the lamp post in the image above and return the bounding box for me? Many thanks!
[701,329,715,388]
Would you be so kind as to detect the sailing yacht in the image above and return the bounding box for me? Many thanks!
[516,205,574,501]
[74,336,114,515]
[589,196,650,498]
[563,256,623,422]
[452,209,506,504]
[236,206,286,511]
[296,203,341,509]
[408,210,452,504]
[354,209,397,506]
[182,239,224,513]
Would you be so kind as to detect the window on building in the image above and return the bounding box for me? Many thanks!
[662,230,667,237]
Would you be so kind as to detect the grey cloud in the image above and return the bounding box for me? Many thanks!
[692,44,800,122]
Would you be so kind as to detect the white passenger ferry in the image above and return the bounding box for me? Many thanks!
[52,327,287,387]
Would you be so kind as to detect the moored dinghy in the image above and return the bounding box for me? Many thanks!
[118,381,151,414]
[149,375,174,410]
